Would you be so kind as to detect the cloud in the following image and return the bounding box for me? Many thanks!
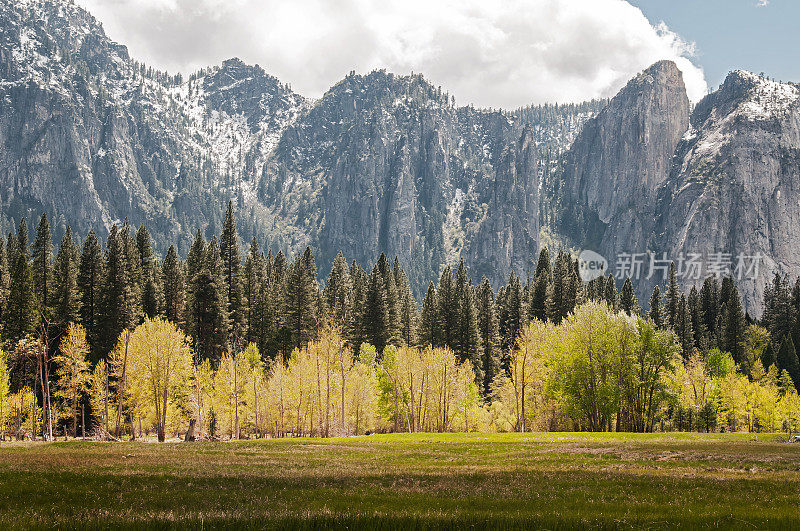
[76,0,708,107]
[757,0,769,6]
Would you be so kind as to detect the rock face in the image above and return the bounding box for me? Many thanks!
[265,71,566,291]
[555,60,691,257]
[3,0,800,312]
[465,127,542,284]
[0,0,599,296]
[556,62,800,315]
[655,71,800,314]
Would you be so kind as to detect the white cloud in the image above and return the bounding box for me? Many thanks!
[76,0,708,107]
[757,0,769,6]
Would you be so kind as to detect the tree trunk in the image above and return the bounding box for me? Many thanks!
[184,418,196,442]
[254,378,258,438]
[341,360,346,435]
[73,390,78,438]
[104,372,109,439]
[40,327,54,441]
[116,331,130,437]
[159,385,168,442]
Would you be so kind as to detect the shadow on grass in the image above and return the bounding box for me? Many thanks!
[1,466,798,529]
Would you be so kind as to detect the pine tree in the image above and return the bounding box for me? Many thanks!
[220,201,244,334]
[395,265,419,348]
[529,257,550,323]
[603,275,618,310]
[362,261,391,353]
[348,260,368,350]
[523,276,534,321]
[419,282,440,348]
[185,230,206,288]
[437,265,458,349]
[100,225,142,354]
[763,272,794,345]
[392,256,403,293]
[761,342,777,370]
[665,262,679,329]
[253,249,275,358]
[273,250,288,287]
[77,230,105,359]
[792,277,800,313]
[687,286,707,352]
[120,219,143,298]
[184,230,206,336]
[721,282,747,365]
[137,226,164,319]
[243,239,266,345]
[454,260,482,381]
[476,277,500,396]
[619,277,639,316]
[272,250,294,356]
[377,254,401,346]
[648,285,663,328]
[792,278,800,356]
[325,252,352,329]
[534,247,552,279]
[777,335,800,390]
[281,247,319,352]
[53,227,80,326]
[190,237,229,364]
[585,277,597,302]
[31,213,53,318]
[700,277,720,345]
[162,245,185,326]
[6,219,38,340]
[719,276,736,308]
[499,272,524,361]
[677,294,694,357]
[548,251,577,324]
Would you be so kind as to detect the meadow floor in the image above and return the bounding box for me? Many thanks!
[1,432,799,529]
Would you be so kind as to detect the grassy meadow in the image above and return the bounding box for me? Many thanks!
[1,432,799,529]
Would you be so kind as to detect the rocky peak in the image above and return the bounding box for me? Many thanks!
[0,0,129,83]
[198,57,303,133]
[652,69,800,316]
[555,59,690,256]
[692,70,799,133]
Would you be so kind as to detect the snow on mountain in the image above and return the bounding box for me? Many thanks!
[731,70,799,121]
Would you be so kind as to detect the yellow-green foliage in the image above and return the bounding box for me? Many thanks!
[0,348,8,438]
[496,302,679,433]
[53,323,90,435]
[29,304,800,440]
[378,344,482,433]
[113,318,193,441]
[88,359,111,435]
[3,387,37,440]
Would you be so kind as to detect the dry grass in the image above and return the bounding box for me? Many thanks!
[1,432,799,529]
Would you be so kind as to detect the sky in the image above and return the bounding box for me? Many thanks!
[630,0,799,93]
[75,0,794,109]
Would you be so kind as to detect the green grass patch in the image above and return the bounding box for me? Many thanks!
[1,432,799,529]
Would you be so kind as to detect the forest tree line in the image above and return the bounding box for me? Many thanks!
[0,203,799,440]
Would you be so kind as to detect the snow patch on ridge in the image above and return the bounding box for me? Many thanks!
[732,70,799,121]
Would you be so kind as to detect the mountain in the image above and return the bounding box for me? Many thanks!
[655,70,800,313]
[553,61,690,256]
[0,0,600,298]
[2,0,799,313]
[556,63,800,314]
